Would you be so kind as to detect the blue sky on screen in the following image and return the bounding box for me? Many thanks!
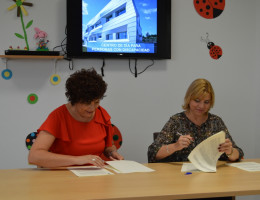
[82,0,157,37]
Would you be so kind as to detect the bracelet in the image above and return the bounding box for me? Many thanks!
[226,147,234,157]
[166,145,170,154]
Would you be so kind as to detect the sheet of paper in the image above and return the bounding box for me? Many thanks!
[104,165,122,173]
[106,160,155,173]
[226,162,260,172]
[68,166,114,177]
[188,131,225,172]
[181,163,200,172]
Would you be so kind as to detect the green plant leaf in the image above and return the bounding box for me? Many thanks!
[15,33,24,39]
[26,20,33,29]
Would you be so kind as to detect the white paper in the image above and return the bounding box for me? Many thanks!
[188,131,225,172]
[68,166,114,177]
[104,165,122,173]
[106,160,155,173]
[181,163,200,172]
[226,162,260,172]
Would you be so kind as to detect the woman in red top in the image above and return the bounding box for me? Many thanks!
[28,68,124,168]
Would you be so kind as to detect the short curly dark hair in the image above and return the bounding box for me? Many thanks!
[65,68,107,105]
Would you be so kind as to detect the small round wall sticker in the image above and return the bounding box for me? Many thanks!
[27,93,38,104]
[194,0,225,19]
[50,74,61,85]
[1,69,13,80]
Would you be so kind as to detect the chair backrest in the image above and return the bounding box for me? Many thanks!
[25,124,123,150]
[153,132,160,141]
[112,124,123,149]
[25,132,38,150]
[100,124,123,161]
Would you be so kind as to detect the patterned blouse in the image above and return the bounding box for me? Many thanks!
[148,112,244,163]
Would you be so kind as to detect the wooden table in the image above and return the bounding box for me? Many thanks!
[0,159,260,200]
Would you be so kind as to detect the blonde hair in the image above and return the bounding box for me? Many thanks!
[182,79,215,111]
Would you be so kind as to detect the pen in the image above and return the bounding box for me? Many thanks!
[176,132,193,142]
[176,132,182,136]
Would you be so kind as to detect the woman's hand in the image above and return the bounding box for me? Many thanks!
[76,155,105,168]
[109,151,124,161]
[218,138,233,155]
[104,146,124,161]
[175,135,193,151]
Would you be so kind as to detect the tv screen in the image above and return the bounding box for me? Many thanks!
[67,0,171,59]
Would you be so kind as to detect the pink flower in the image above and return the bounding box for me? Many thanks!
[34,27,48,39]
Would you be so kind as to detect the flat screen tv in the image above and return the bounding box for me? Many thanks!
[67,0,171,59]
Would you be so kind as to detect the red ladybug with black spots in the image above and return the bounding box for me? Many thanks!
[207,41,222,60]
[201,33,222,60]
[194,0,225,19]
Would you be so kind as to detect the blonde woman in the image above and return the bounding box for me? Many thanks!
[148,78,243,163]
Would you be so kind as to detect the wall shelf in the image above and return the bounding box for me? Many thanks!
[0,55,64,59]
[0,55,64,69]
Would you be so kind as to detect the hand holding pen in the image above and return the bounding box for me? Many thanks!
[175,132,194,151]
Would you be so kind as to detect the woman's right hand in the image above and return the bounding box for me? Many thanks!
[76,155,105,168]
[175,135,193,151]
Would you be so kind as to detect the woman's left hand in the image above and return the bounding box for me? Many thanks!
[218,138,233,155]
[109,151,124,160]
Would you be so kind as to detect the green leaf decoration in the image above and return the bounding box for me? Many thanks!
[15,33,24,39]
[26,20,33,29]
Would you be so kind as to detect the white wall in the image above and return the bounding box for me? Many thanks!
[0,0,259,199]
[255,0,260,159]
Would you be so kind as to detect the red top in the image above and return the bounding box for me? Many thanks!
[38,105,113,156]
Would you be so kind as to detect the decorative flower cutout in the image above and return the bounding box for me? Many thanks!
[7,0,33,50]
[8,0,33,17]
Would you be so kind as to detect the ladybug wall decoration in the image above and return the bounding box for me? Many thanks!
[201,33,222,60]
[194,0,225,19]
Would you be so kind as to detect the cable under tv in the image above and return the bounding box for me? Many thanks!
[5,50,60,56]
